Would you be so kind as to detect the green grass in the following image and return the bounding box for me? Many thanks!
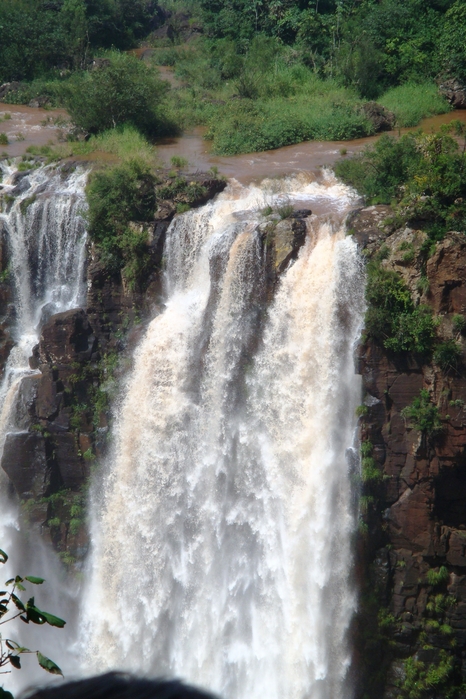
[2,76,71,107]
[379,82,451,127]
[26,126,157,166]
[204,89,373,155]
[69,126,156,164]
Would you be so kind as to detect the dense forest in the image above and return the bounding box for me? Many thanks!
[1,0,466,155]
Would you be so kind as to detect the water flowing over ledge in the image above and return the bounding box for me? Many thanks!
[81,173,365,699]
[0,161,88,694]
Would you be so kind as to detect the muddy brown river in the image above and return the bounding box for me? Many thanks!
[2,88,466,184]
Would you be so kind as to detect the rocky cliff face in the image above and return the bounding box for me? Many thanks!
[352,207,466,698]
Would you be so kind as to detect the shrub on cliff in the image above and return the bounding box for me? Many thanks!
[433,339,463,372]
[66,52,171,137]
[365,262,437,354]
[86,158,156,288]
[336,126,466,235]
[401,389,443,436]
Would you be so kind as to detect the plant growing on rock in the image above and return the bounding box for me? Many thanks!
[0,548,65,698]
[401,389,443,436]
[433,340,463,373]
[452,314,466,335]
[427,566,450,588]
[86,157,156,289]
[365,262,436,355]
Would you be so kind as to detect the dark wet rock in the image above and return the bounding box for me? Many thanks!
[361,102,396,132]
[38,308,96,365]
[438,78,466,109]
[347,205,394,249]
[2,432,49,499]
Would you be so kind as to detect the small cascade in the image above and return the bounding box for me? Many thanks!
[82,174,365,699]
[0,161,88,693]
[0,162,88,446]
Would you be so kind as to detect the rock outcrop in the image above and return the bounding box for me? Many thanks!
[352,206,466,698]
[438,78,466,109]
[361,102,396,132]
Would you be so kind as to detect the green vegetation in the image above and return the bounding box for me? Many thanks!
[379,82,451,127]
[0,134,8,146]
[452,314,466,334]
[0,547,65,697]
[86,158,156,288]
[433,340,463,372]
[361,456,383,484]
[427,565,450,587]
[401,388,443,436]
[364,261,436,354]
[336,133,422,205]
[0,0,155,82]
[65,52,171,137]
[1,0,461,157]
[398,651,456,699]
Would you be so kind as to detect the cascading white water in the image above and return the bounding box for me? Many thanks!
[82,173,365,699]
[0,162,88,444]
[0,161,88,693]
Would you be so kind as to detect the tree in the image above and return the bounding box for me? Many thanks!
[65,52,170,136]
[439,0,466,80]
[0,548,65,699]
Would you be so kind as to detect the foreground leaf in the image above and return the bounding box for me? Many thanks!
[0,688,14,699]
[40,611,66,628]
[11,595,25,612]
[8,655,21,670]
[24,577,45,585]
[37,652,63,676]
[0,549,8,564]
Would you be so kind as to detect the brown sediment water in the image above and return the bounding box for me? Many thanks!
[154,110,466,184]
[2,83,466,182]
[0,104,69,157]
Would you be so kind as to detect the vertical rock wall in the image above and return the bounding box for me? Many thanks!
[353,209,466,698]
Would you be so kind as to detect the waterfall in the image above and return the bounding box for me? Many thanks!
[82,173,365,699]
[0,161,88,693]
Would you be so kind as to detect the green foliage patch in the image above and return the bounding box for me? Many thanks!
[365,262,436,354]
[86,158,156,288]
[65,52,171,137]
[401,388,443,436]
[336,125,466,236]
[379,83,451,128]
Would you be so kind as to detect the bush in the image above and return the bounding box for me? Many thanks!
[335,133,421,204]
[65,52,170,137]
[433,339,462,372]
[65,125,156,164]
[361,457,383,483]
[401,389,443,436]
[86,158,156,288]
[364,262,436,354]
[452,313,466,334]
